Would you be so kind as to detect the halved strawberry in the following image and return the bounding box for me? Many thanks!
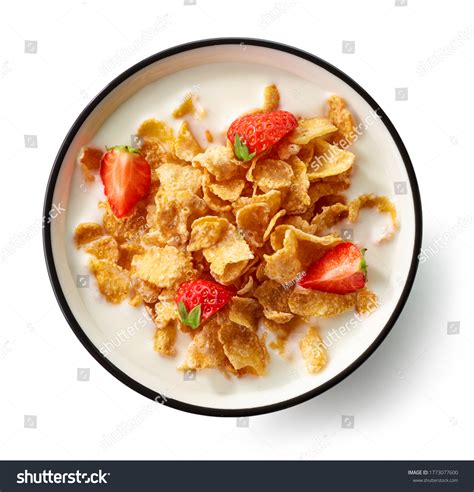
[298,242,367,294]
[227,110,298,161]
[175,280,235,329]
[99,145,151,218]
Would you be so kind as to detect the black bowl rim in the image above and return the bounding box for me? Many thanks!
[43,37,423,418]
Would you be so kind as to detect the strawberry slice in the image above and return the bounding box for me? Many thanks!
[227,110,297,161]
[299,242,367,294]
[99,145,151,218]
[175,280,235,329]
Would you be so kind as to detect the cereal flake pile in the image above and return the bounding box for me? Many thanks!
[74,85,398,377]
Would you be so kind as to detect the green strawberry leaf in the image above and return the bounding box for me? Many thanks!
[106,145,140,154]
[177,301,189,322]
[186,305,201,329]
[233,133,256,162]
[359,248,368,279]
[177,301,201,329]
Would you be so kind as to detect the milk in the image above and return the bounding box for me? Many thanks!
[61,57,414,409]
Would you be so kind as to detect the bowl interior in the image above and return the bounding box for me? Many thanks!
[47,42,419,414]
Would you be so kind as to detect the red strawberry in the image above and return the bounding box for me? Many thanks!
[100,145,151,218]
[227,110,298,161]
[175,280,234,329]
[299,242,367,294]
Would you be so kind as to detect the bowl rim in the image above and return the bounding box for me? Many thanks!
[43,37,423,417]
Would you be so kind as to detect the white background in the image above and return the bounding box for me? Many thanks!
[1,0,473,460]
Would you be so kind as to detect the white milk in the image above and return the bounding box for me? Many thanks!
[63,60,412,409]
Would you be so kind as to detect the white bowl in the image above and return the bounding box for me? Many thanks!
[43,38,422,417]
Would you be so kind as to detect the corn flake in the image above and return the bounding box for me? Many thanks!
[289,287,356,317]
[79,146,103,183]
[85,236,119,262]
[218,322,267,376]
[100,201,147,243]
[348,194,398,241]
[117,242,145,270]
[181,318,228,371]
[154,322,177,357]
[288,118,337,145]
[188,216,228,252]
[307,140,355,180]
[228,296,262,330]
[262,84,280,112]
[254,279,294,324]
[132,246,194,289]
[193,145,244,181]
[356,287,378,315]
[210,179,245,202]
[174,121,203,162]
[74,222,103,247]
[299,326,327,373]
[250,159,293,193]
[311,203,349,235]
[156,162,203,195]
[203,223,254,281]
[172,92,195,119]
[327,95,356,146]
[282,156,310,214]
[89,258,130,304]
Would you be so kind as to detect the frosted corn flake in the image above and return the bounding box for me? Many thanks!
[74,222,103,247]
[289,287,356,317]
[236,202,271,248]
[132,246,194,289]
[251,159,294,193]
[307,140,355,180]
[254,279,294,324]
[156,162,203,195]
[131,277,161,304]
[311,203,349,235]
[218,322,268,376]
[154,322,177,357]
[327,95,356,146]
[174,121,203,162]
[181,318,229,371]
[263,209,286,241]
[148,190,207,246]
[299,326,327,374]
[348,194,398,241]
[89,258,130,304]
[282,156,310,215]
[188,216,228,251]
[100,201,148,243]
[210,179,245,202]
[262,84,280,112]
[192,145,244,181]
[203,223,254,277]
[172,92,195,119]
[85,236,119,262]
[117,242,145,270]
[228,296,262,331]
[356,287,378,315]
[79,146,103,183]
[288,117,337,145]
[264,229,301,285]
